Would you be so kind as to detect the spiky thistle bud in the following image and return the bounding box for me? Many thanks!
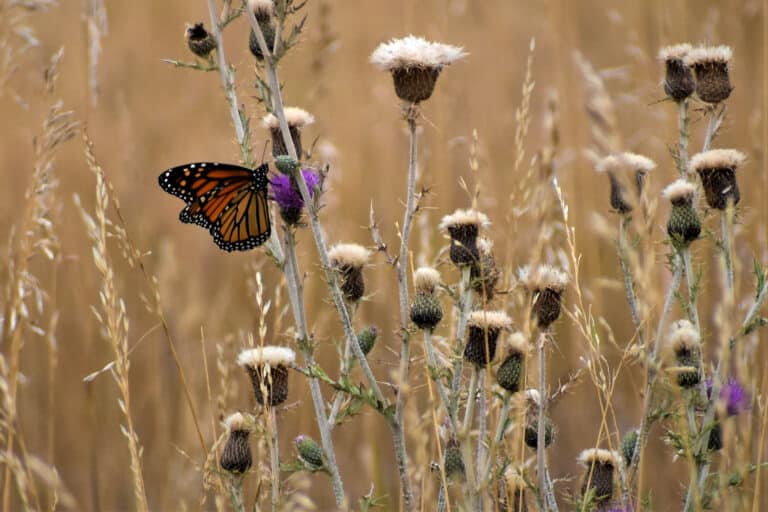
[471,237,501,300]
[499,468,528,512]
[247,0,276,60]
[685,45,733,104]
[295,435,326,469]
[518,265,570,330]
[668,319,702,388]
[357,326,379,356]
[370,36,466,104]
[237,346,296,406]
[443,438,465,482]
[663,179,700,249]
[328,243,371,302]
[495,332,528,393]
[221,413,253,474]
[621,429,639,468]
[577,449,621,506]
[262,107,315,159]
[658,44,695,101]
[410,267,443,331]
[689,149,747,210]
[185,23,216,59]
[439,209,490,267]
[464,310,512,367]
[595,153,656,215]
[523,389,555,449]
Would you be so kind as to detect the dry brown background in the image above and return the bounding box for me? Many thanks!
[2,0,767,510]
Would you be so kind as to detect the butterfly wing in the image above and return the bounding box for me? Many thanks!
[158,162,271,251]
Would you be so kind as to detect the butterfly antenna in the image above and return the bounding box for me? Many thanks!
[260,140,270,165]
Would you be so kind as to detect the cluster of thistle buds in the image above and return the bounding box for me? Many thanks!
[658,44,733,104]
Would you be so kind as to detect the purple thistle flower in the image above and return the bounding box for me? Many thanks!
[706,377,749,417]
[269,168,320,211]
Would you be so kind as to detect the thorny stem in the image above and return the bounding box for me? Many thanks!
[475,369,487,510]
[268,408,280,512]
[676,99,690,176]
[681,247,701,332]
[628,255,683,491]
[393,113,419,482]
[424,330,459,433]
[720,211,735,293]
[461,367,479,508]
[227,474,245,512]
[618,216,645,346]
[283,229,346,506]
[536,332,553,512]
[701,105,723,153]
[246,13,415,509]
[481,394,512,485]
[450,267,474,411]
[205,0,284,264]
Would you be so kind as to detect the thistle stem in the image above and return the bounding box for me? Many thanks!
[677,99,690,176]
[481,394,512,485]
[460,366,479,507]
[681,247,701,332]
[424,330,459,433]
[618,216,645,345]
[450,267,474,411]
[268,408,280,512]
[475,369,487,511]
[536,331,554,512]
[227,474,245,512]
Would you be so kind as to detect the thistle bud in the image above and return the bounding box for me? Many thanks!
[247,0,276,60]
[237,346,296,406]
[658,44,695,101]
[662,179,700,249]
[370,36,466,104]
[495,332,528,393]
[221,413,252,474]
[295,435,326,469]
[262,107,315,159]
[689,149,747,210]
[443,438,465,482]
[357,326,379,356]
[577,449,621,506]
[685,45,733,104]
[185,23,216,59]
[518,265,570,330]
[471,237,501,300]
[439,209,490,267]
[327,243,371,303]
[523,413,555,449]
[410,267,443,331]
[464,311,512,367]
[668,319,702,388]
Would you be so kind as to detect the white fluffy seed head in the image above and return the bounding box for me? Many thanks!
[370,35,467,71]
[518,265,570,292]
[620,152,656,173]
[328,243,371,268]
[248,0,274,17]
[658,43,693,61]
[503,331,529,357]
[662,179,696,201]
[577,448,621,467]
[467,310,512,330]
[413,267,441,294]
[262,107,315,129]
[689,149,747,172]
[685,45,733,66]
[669,319,701,352]
[224,412,249,432]
[438,208,490,231]
[237,346,296,368]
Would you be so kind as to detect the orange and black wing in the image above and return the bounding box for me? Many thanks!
[158,162,271,252]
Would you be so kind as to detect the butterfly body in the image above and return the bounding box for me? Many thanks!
[158,162,271,252]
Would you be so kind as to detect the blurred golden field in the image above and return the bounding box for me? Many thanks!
[1,0,767,510]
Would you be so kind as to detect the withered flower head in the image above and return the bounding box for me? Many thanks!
[439,209,490,267]
[328,243,371,302]
[658,43,695,101]
[689,149,747,210]
[237,346,295,406]
[185,22,216,58]
[518,265,569,329]
[262,107,315,158]
[685,45,734,104]
[370,35,466,104]
[221,413,253,474]
[577,448,621,506]
[464,310,512,367]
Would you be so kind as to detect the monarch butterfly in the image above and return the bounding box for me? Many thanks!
[158,162,271,252]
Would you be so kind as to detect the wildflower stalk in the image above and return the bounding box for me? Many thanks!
[618,216,644,344]
[481,394,511,484]
[450,267,474,410]
[460,366,480,507]
[283,228,346,506]
[681,248,700,332]
[720,210,735,292]
[204,0,283,264]
[628,255,683,488]
[246,12,414,509]
[701,105,724,153]
[676,99,690,176]
[227,474,245,512]
[268,408,280,512]
[536,331,555,511]
[424,330,459,433]
[475,369,487,496]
